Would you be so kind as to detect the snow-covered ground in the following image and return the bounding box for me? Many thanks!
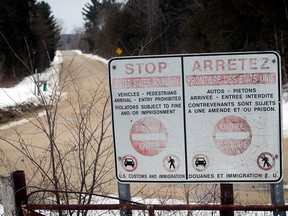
[0,51,288,215]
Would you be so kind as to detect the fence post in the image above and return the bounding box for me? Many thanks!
[220,184,234,216]
[0,171,27,216]
[1,173,16,215]
[12,171,27,216]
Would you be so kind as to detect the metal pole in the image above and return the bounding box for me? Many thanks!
[271,180,286,216]
[220,184,234,216]
[118,182,132,216]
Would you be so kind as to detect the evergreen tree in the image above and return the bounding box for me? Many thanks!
[159,0,190,53]
[82,0,288,82]
[82,0,122,57]
[0,0,35,79]
[30,1,60,72]
[0,0,60,81]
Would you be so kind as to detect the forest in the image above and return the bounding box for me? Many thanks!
[1,0,288,83]
[0,0,60,84]
[82,0,288,83]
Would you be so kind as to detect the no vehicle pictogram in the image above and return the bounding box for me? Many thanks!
[192,154,209,171]
[121,155,138,172]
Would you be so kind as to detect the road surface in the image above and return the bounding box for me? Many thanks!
[0,51,118,195]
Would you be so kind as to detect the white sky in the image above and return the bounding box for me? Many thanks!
[44,0,91,34]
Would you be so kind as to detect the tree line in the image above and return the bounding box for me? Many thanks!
[82,0,288,83]
[0,0,60,83]
[1,0,288,83]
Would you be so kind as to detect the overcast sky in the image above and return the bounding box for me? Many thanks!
[44,0,91,34]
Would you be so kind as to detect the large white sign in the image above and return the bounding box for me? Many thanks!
[108,51,282,183]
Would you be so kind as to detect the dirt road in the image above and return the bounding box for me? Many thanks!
[0,51,117,192]
[0,51,287,205]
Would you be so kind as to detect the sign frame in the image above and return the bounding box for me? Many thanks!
[108,51,283,184]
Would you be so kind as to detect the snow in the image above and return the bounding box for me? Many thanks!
[74,50,109,64]
[0,51,288,215]
[0,50,63,108]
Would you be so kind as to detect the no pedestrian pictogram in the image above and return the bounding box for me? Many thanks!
[257,152,275,171]
[163,155,180,172]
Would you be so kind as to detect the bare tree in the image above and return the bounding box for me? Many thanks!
[0,50,115,216]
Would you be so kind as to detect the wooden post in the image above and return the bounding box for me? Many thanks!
[12,171,27,216]
[1,173,16,215]
[220,184,234,216]
[0,171,27,216]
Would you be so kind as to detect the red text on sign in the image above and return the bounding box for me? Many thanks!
[125,62,167,75]
[191,58,270,72]
[186,73,275,86]
[113,76,181,89]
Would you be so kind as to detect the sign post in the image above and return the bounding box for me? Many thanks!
[109,51,282,184]
[118,182,132,216]
[220,184,234,216]
[271,180,285,216]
